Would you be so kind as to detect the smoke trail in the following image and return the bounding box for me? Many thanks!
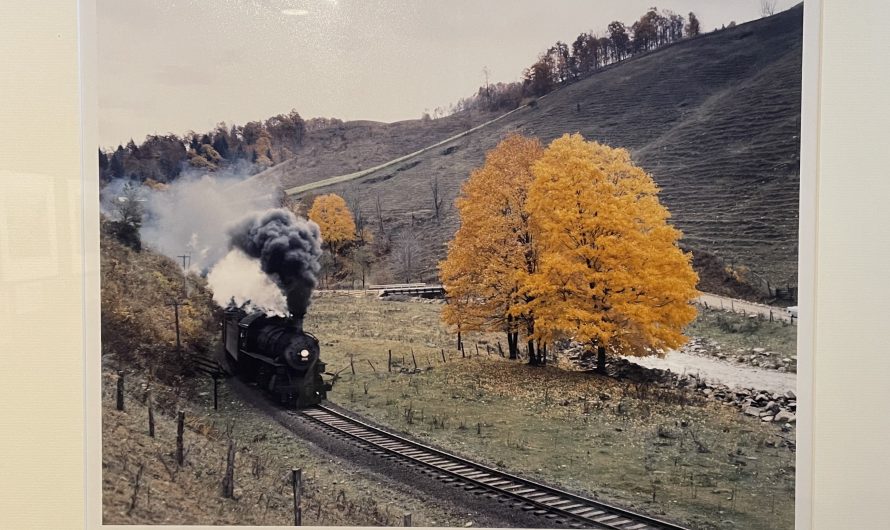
[227,209,322,319]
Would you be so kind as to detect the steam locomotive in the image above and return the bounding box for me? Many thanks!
[222,308,331,408]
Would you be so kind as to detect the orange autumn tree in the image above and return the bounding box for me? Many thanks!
[308,193,357,253]
[439,134,545,359]
[520,133,699,372]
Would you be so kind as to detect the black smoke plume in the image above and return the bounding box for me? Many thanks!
[228,209,322,322]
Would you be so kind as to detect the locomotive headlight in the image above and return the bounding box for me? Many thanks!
[300,349,310,360]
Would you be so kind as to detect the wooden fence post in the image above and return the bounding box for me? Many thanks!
[349,354,355,375]
[176,410,185,466]
[498,342,504,357]
[475,343,480,357]
[222,438,236,498]
[292,468,302,525]
[367,359,377,372]
[441,349,446,363]
[148,401,155,438]
[213,376,219,411]
[460,342,465,358]
[411,350,417,370]
[116,371,125,411]
[388,350,392,372]
[403,513,412,527]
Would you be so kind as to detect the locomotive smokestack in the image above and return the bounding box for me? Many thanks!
[227,209,322,324]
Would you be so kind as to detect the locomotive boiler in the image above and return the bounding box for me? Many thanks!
[222,308,331,407]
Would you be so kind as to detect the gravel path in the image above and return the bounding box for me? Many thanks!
[625,350,796,394]
[696,293,796,324]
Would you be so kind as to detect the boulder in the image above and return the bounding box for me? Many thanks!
[743,406,761,417]
[785,390,797,400]
[774,411,796,423]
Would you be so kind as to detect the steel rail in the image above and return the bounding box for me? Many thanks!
[296,404,691,530]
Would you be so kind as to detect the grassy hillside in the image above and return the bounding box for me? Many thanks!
[255,110,498,191]
[101,218,220,380]
[272,7,803,294]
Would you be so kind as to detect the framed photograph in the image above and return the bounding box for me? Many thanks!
[25,0,890,529]
[82,2,820,529]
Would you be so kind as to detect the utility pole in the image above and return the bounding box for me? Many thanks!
[177,253,191,295]
[167,299,189,351]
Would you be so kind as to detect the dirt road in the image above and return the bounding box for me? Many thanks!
[696,293,797,324]
[627,350,796,394]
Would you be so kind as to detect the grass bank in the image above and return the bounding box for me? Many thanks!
[102,369,471,526]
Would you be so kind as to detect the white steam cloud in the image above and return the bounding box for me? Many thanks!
[140,168,279,272]
[123,166,310,315]
[207,249,287,315]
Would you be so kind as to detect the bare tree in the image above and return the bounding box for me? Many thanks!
[345,187,366,242]
[319,250,335,289]
[393,231,420,283]
[350,246,373,288]
[429,176,445,224]
[482,66,491,105]
[374,194,387,240]
[760,0,777,17]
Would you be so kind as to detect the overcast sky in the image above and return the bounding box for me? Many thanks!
[98,0,801,147]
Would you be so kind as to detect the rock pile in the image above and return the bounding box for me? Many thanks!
[681,338,797,373]
[563,346,797,429]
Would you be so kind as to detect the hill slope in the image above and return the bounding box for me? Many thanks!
[266,7,803,292]
[255,111,498,191]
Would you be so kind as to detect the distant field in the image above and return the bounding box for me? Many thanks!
[304,293,795,530]
[272,7,802,294]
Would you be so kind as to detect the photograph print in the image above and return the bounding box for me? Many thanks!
[97,1,805,528]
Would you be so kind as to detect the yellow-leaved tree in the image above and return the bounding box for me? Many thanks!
[308,193,357,253]
[439,134,544,359]
[521,133,698,372]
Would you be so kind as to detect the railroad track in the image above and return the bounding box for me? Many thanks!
[294,404,690,530]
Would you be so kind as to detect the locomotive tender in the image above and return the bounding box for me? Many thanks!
[222,308,331,407]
